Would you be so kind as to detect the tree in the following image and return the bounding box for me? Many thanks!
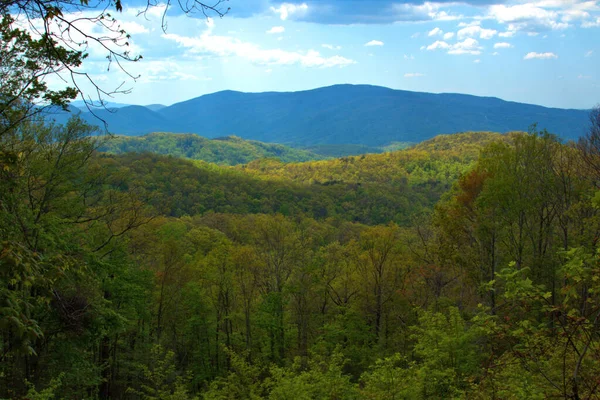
[0,0,229,124]
[578,105,600,184]
[0,14,79,135]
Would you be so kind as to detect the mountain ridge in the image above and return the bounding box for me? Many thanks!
[50,84,590,146]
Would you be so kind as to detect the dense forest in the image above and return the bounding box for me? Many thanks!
[99,133,327,166]
[99,133,411,163]
[3,1,600,398]
[3,110,600,399]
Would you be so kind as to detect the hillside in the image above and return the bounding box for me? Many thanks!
[99,132,325,165]
[100,131,506,225]
[50,85,589,146]
[6,115,599,399]
[239,131,508,187]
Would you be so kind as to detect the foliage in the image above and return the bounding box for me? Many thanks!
[99,132,325,165]
[3,118,600,400]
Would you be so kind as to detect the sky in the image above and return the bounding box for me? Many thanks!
[49,0,600,109]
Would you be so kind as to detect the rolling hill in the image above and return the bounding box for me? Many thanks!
[49,85,589,146]
[99,132,326,165]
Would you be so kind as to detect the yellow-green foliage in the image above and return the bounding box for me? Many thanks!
[240,131,509,187]
[100,132,324,165]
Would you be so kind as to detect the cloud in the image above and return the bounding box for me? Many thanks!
[427,38,482,55]
[498,31,516,38]
[494,42,513,49]
[474,59,481,63]
[492,51,499,55]
[271,3,308,20]
[271,1,465,24]
[133,60,212,84]
[404,54,415,60]
[322,44,341,50]
[404,72,425,78]
[443,32,455,40]
[457,25,498,40]
[488,3,571,33]
[426,40,450,51]
[458,21,481,28]
[585,50,594,57]
[266,26,285,34]
[578,74,591,79]
[162,20,355,68]
[365,40,384,46]
[448,38,482,55]
[120,21,150,35]
[582,17,600,28]
[231,0,600,28]
[428,27,443,36]
[524,52,558,59]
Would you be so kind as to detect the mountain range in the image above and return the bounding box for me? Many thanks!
[49,85,590,146]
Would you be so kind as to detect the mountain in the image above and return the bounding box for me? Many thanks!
[55,85,590,146]
[99,132,325,165]
[145,104,167,111]
[70,100,132,109]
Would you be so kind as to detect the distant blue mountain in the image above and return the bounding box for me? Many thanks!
[70,100,133,109]
[51,85,590,146]
[70,101,167,112]
[145,104,167,111]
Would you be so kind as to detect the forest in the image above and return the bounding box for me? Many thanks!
[2,0,600,398]
[3,112,600,399]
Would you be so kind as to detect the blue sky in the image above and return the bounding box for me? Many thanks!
[62,0,599,109]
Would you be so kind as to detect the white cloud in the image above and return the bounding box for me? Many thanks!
[391,2,464,22]
[499,31,516,38]
[134,60,212,84]
[488,4,570,33]
[271,3,308,21]
[426,40,450,51]
[411,32,421,38]
[162,21,355,68]
[120,21,150,35]
[492,51,499,55]
[524,52,558,59]
[494,42,513,49]
[457,25,498,40]
[428,27,443,36]
[585,50,594,57]
[404,54,415,60]
[578,74,591,79]
[365,40,384,46]
[322,44,341,50]
[404,72,425,78]
[582,17,600,27]
[458,21,480,28]
[474,59,481,63]
[443,32,455,40]
[426,38,482,55]
[205,17,215,30]
[266,26,285,34]
[448,38,482,55]
[561,8,591,23]
[16,8,145,62]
